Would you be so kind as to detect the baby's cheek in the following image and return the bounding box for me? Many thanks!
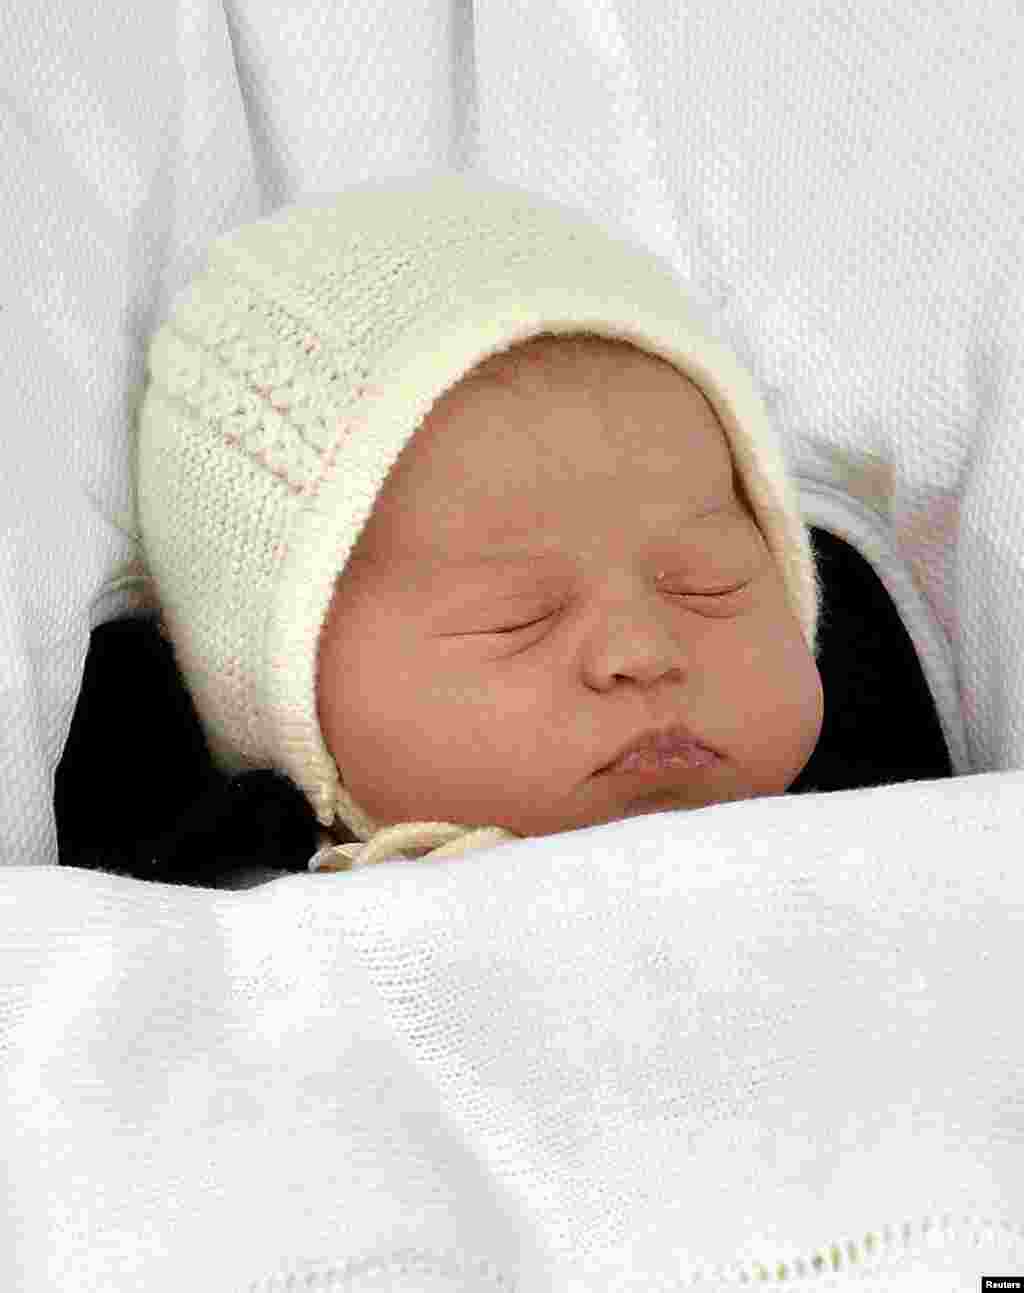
[762,651,823,791]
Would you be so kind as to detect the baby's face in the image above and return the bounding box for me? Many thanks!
[317,344,823,840]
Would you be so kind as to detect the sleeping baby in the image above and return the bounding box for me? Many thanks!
[318,332,823,850]
[135,172,824,871]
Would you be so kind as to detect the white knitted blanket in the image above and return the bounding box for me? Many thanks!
[3,773,1023,1290]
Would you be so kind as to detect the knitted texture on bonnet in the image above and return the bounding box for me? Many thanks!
[135,171,822,872]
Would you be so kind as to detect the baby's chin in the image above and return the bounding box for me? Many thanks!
[580,778,765,831]
[619,792,696,817]
[528,788,713,837]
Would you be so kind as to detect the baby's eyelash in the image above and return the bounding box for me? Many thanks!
[491,615,549,635]
[490,585,748,634]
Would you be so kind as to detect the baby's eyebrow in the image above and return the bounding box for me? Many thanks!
[447,500,738,571]
[445,550,569,572]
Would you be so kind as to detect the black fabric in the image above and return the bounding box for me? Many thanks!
[787,528,953,795]
[53,620,325,888]
[55,527,953,887]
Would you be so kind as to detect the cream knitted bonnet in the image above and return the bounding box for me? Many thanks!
[135,170,822,873]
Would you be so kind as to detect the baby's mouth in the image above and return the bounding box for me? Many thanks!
[594,724,721,777]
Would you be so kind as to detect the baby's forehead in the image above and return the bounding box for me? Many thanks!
[366,342,739,550]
